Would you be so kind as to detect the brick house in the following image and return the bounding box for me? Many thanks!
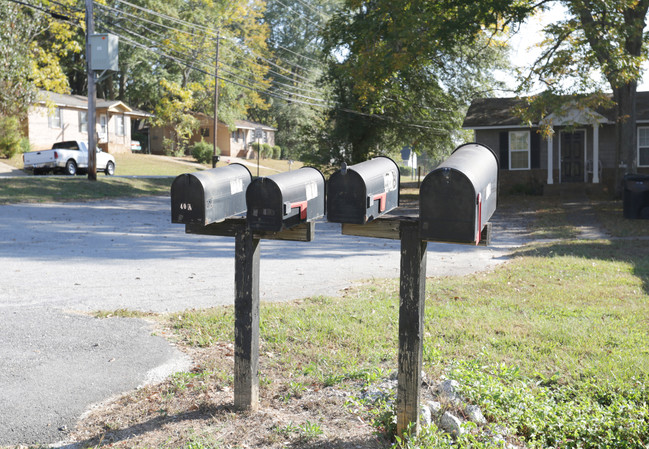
[150,113,276,158]
[26,90,151,153]
[463,95,649,192]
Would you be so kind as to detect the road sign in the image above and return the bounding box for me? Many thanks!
[254,127,263,139]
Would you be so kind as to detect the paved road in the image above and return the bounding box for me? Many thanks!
[0,196,527,446]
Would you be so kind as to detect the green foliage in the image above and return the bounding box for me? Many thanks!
[247,0,338,161]
[271,144,282,159]
[321,0,510,164]
[191,140,217,164]
[0,116,23,158]
[0,178,173,204]
[261,143,272,158]
[399,165,413,176]
[0,2,39,116]
[449,360,649,448]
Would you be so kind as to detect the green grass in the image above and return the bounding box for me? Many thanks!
[112,153,203,177]
[0,153,307,204]
[0,177,173,204]
[167,237,649,447]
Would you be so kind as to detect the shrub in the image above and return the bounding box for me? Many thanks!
[261,143,272,158]
[0,116,23,158]
[272,145,282,159]
[19,137,31,154]
[192,140,218,164]
[399,165,413,176]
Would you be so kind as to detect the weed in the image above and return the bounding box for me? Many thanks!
[298,420,323,440]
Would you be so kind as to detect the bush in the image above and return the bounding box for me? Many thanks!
[19,137,31,154]
[261,143,272,158]
[192,140,218,164]
[272,145,282,159]
[399,165,413,176]
[0,116,23,158]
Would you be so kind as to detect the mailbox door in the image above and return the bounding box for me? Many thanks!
[247,178,284,231]
[171,164,251,225]
[327,170,367,224]
[420,170,477,242]
[171,173,207,225]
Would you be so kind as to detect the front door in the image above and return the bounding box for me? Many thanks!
[561,131,585,183]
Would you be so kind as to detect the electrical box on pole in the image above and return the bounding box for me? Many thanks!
[89,34,119,72]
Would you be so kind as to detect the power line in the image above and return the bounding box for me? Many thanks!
[109,32,333,109]
[273,0,324,30]
[97,18,329,105]
[99,0,323,83]
[96,12,326,99]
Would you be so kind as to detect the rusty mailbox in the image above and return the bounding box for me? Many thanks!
[419,143,498,244]
[327,156,400,224]
[246,167,325,232]
[171,164,252,225]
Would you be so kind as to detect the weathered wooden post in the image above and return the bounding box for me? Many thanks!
[234,227,260,410]
[397,221,427,435]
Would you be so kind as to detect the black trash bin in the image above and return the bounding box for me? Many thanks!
[623,174,649,219]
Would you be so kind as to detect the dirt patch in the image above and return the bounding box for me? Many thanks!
[67,343,390,448]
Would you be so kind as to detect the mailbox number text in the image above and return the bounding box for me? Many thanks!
[305,181,318,201]
[230,178,244,195]
[384,170,398,192]
[179,202,193,211]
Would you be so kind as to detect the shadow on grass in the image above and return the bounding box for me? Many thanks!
[512,238,649,294]
[61,400,389,449]
[60,404,232,449]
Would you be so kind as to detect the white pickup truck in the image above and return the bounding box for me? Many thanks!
[23,140,116,176]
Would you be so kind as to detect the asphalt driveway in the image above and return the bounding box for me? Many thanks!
[0,196,527,446]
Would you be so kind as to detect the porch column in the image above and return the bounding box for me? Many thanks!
[547,128,554,185]
[592,124,600,184]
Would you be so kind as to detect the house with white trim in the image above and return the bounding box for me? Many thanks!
[462,95,649,192]
[150,113,277,158]
[26,91,151,153]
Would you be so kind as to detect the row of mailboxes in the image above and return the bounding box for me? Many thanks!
[171,143,498,244]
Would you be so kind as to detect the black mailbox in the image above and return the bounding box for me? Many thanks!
[171,163,252,225]
[246,167,325,232]
[327,156,400,224]
[419,143,498,244]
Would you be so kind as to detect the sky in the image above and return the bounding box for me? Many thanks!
[496,4,649,96]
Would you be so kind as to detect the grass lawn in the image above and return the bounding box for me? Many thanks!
[0,153,305,204]
[68,194,649,449]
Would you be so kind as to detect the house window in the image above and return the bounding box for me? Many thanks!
[201,128,210,137]
[115,115,125,136]
[49,107,62,128]
[100,115,107,134]
[509,131,530,170]
[232,130,238,142]
[639,127,649,167]
[79,111,87,133]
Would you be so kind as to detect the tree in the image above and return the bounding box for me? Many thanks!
[93,0,271,147]
[321,0,509,163]
[518,0,649,189]
[247,0,340,160]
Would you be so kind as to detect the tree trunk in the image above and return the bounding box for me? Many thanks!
[613,82,638,196]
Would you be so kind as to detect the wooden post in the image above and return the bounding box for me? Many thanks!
[234,226,260,411]
[397,221,427,435]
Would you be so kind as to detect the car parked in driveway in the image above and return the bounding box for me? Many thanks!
[23,140,116,175]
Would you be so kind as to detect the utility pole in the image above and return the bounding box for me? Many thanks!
[212,30,220,168]
[85,0,97,180]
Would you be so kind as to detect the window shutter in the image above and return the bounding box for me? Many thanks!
[499,131,509,169]
[531,130,541,169]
